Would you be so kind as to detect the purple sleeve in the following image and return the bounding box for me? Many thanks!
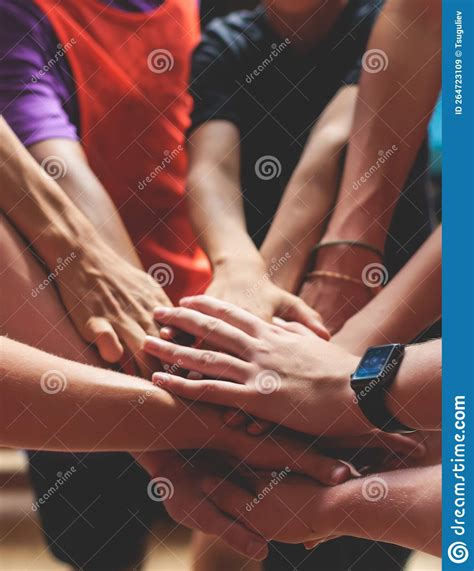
[0,0,79,146]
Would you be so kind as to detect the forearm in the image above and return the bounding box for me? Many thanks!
[0,337,226,452]
[187,122,263,271]
[28,138,140,266]
[333,226,442,353]
[1,120,139,268]
[261,86,357,291]
[386,340,441,430]
[329,465,441,555]
[324,0,441,250]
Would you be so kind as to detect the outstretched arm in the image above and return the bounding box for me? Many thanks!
[308,0,441,333]
[187,121,327,335]
[333,225,441,354]
[260,85,358,293]
[204,464,441,556]
[1,118,171,374]
[146,296,442,434]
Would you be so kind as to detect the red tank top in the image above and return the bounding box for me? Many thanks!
[34,0,211,303]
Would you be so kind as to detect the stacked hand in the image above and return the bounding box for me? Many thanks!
[144,295,370,437]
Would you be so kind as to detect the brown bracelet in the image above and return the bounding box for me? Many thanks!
[306,270,381,295]
[312,240,384,260]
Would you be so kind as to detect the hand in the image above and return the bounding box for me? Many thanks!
[136,450,269,560]
[206,258,329,338]
[299,244,382,335]
[56,238,172,376]
[145,295,370,437]
[200,470,346,545]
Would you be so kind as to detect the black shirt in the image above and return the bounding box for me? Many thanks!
[190,1,432,272]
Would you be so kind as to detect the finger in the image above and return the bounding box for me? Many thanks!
[246,420,273,436]
[232,432,351,486]
[82,317,124,363]
[188,371,204,380]
[153,373,250,408]
[160,326,178,340]
[304,535,339,550]
[321,432,426,459]
[153,306,254,356]
[276,294,330,340]
[180,295,264,336]
[115,318,157,379]
[201,478,261,531]
[144,336,248,380]
[185,500,268,560]
[224,409,249,428]
[272,317,315,337]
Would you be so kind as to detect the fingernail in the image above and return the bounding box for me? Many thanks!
[145,335,162,346]
[152,372,170,385]
[331,465,350,485]
[180,297,192,305]
[154,306,171,316]
[411,444,427,459]
[247,539,266,557]
[201,477,220,494]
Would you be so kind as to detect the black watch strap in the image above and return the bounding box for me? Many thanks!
[351,344,415,434]
[355,387,415,433]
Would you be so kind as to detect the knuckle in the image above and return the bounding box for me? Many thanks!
[204,318,219,332]
[200,351,216,365]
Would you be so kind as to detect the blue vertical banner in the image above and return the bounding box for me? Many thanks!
[443,0,474,569]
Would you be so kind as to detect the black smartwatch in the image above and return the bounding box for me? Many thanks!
[350,344,415,434]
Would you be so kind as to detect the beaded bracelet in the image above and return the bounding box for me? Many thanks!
[312,240,384,260]
[306,270,381,295]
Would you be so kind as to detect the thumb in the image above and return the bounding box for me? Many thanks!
[82,316,124,363]
[276,294,330,340]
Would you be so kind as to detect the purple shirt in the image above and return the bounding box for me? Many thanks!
[0,0,166,146]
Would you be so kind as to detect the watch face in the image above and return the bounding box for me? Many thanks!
[353,345,397,380]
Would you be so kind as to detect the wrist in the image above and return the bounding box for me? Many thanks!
[335,355,372,434]
[213,252,266,276]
